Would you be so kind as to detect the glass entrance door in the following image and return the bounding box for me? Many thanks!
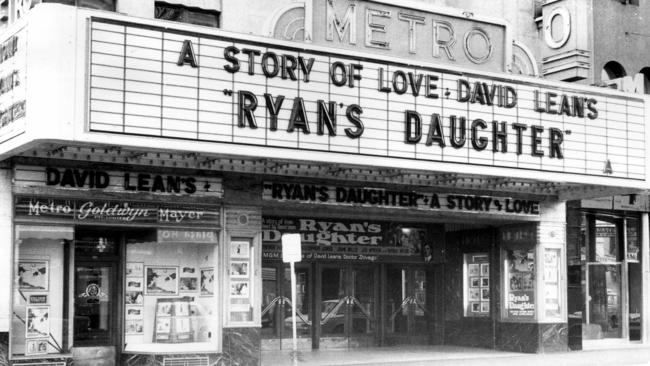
[73,229,120,366]
[261,264,311,350]
[74,262,117,344]
[319,265,377,348]
[587,264,623,338]
[584,218,627,341]
[385,266,429,344]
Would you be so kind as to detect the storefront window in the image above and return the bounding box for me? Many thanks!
[124,229,219,353]
[12,225,73,357]
[463,253,490,317]
[595,220,618,262]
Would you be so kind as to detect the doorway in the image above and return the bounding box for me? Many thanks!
[73,229,121,366]
[583,218,628,343]
[317,265,378,349]
[261,264,312,350]
[384,266,430,345]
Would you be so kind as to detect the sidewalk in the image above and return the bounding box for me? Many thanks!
[261,345,650,366]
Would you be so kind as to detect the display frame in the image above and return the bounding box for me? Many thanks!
[25,306,50,339]
[145,266,179,296]
[200,267,215,296]
[501,243,537,322]
[18,260,49,292]
[539,243,567,323]
[226,235,258,327]
[463,252,490,318]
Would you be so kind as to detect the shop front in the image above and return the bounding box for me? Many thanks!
[7,164,234,365]
[566,196,648,349]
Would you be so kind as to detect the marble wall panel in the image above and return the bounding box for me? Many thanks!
[223,327,261,366]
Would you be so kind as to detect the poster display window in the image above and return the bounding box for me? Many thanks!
[229,239,254,323]
[502,244,536,320]
[464,253,490,317]
[11,225,72,358]
[124,231,219,353]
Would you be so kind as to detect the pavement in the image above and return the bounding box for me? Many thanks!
[261,344,650,366]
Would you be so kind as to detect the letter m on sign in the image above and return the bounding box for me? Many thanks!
[326,0,356,44]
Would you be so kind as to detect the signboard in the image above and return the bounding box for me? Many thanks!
[263,181,540,216]
[14,165,223,198]
[263,217,436,263]
[0,26,26,143]
[313,0,508,72]
[87,17,645,182]
[14,196,220,227]
[281,233,302,263]
[157,229,218,243]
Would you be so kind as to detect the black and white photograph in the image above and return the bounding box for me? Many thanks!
[25,338,48,356]
[230,281,249,298]
[182,267,196,275]
[125,262,143,277]
[125,320,144,335]
[26,306,49,338]
[126,279,143,292]
[156,302,173,317]
[18,261,48,291]
[4,1,650,365]
[200,268,214,296]
[230,261,249,278]
[125,291,143,305]
[125,305,143,320]
[230,241,249,258]
[179,277,198,292]
[145,266,178,295]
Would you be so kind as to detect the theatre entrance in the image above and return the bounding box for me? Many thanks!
[316,264,379,349]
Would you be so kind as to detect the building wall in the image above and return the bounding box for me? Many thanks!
[0,166,11,334]
[592,1,650,84]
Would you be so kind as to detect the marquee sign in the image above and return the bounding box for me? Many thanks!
[87,18,645,182]
[263,181,540,216]
[13,165,223,197]
[0,25,26,144]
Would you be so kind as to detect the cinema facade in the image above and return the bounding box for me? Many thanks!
[0,3,648,366]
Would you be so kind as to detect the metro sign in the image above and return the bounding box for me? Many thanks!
[312,0,509,72]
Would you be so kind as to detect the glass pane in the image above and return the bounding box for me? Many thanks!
[281,267,310,338]
[321,268,346,336]
[595,220,618,262]
[74,264,113,343]
[413,269,428,333]
[587,264,623,339]
[12,226,72,357]
[544,249,561,318]
[626,218,640,262]
[124,231,219,352]
[386,267,408,334]
[261,267,278,339]
[503,247,536,319]
[351,268,375,335]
